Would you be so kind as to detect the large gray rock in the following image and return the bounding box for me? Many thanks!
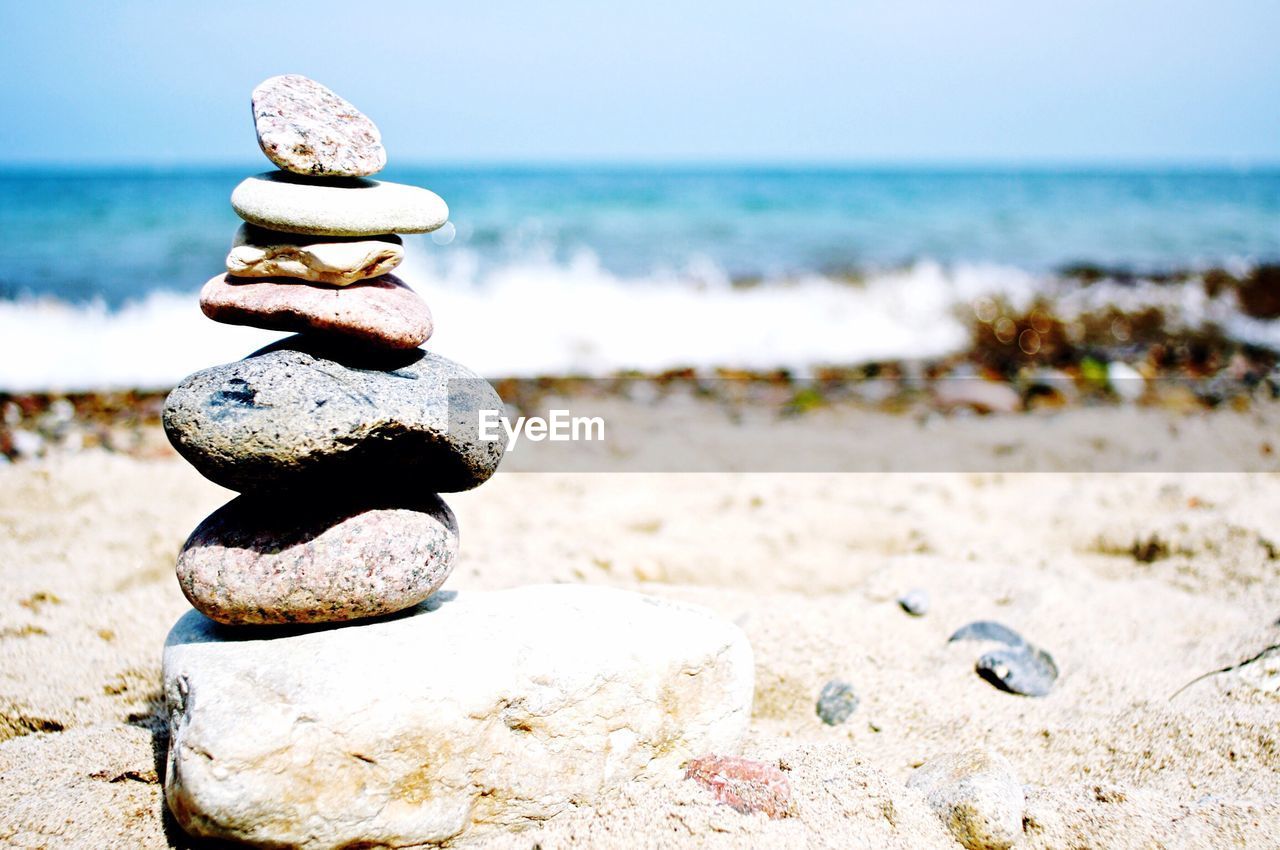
[907,749,1025,850]
[163,585,755,849]
[200,272,433,351]
[231,171,448,237]
[252,74,387,177]
[226,224,404,286]
[177,494,457,625]
[162,337,506,494]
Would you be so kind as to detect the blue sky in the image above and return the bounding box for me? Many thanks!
[2,0,1278,165]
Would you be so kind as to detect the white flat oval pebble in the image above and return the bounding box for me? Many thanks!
[231,171,449,236]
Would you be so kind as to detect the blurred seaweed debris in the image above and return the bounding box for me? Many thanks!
[965,265,1280,409]
[5,264,1280,462]
[0,390,168,460]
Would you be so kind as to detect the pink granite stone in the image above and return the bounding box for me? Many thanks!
[199,272,432,350]
[176,495,458,626]
[251,74,386,177]
[685,754,793,819]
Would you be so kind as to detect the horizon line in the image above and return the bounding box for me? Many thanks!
[1,157,1279,174]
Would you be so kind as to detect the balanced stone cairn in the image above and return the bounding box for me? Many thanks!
[160,75,754,849]
[165,74,497,625]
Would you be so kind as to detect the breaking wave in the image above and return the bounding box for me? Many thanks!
[0,244,1271,391]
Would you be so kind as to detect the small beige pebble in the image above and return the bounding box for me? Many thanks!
[934,380,1022,414]
[907,749,1025,850]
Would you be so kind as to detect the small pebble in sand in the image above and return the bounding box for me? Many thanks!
[684,754,792,819]
[1108,360,1146,403]
[934,379,1021,414]
[898,588,930,616]
[948,620,1026,647]
[949,620,1059,696]
[977,645,1059,697]
[907,749,1024,850]
[816,679,859,725]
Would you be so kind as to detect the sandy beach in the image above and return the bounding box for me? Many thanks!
[2,403,1278,849]
[3,3,1278,846]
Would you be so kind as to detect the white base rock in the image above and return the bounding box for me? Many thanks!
[162,584,754,849]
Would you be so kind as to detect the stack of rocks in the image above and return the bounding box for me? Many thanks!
[159,75,755,850]
[164,75,492,629]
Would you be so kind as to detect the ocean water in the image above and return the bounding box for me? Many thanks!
[1,166,1278,389]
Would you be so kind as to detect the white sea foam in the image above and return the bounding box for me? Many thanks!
[0,245,1245,391]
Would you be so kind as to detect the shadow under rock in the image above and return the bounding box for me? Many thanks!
[250,170,375,191]
[125,696,232,849]
[167,589,459,647]
[250,332,426,372]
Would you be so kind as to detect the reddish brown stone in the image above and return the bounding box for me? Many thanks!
[684,754,792,819]
[199,273,432,350]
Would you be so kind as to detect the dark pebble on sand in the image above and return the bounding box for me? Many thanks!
[948,620,1027,648]
[950,620,1059,697]
[816,680,859,725]
[898,588,930,616]
[976,645,1059,697]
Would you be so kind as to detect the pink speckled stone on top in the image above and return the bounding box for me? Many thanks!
[252,74,386,177]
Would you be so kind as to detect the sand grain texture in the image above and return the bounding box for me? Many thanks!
[2,420,1280,847]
